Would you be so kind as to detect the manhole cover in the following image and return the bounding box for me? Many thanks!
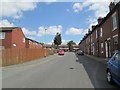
[70,67,74,69]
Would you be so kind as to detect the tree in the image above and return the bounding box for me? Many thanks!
[67,40,76,51]
[54,32,62,46]
[39,42,44,45]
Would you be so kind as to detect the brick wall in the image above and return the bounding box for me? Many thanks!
[0,31,12,49]
[11,28,26,48]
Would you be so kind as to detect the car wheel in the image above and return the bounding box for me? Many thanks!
[107,71,114,84]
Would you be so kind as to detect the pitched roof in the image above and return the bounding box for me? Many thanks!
[25,38,40,44]
[0,27,18,31]
[58,45,68,47]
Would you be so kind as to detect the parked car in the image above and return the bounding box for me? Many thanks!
[58,50,65,55]
[107,51,120,86]
[72,50,76,52]
[76,50,84,55]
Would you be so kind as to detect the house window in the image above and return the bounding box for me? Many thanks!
[89,36,90,42]
[113,36,118,52]
[112,13,117,30]
[100,28,103,37]
[91,34,92,42]
[101,42,104,53]
[22,38,25,43]
[96,30,98,39]
[29,40,31,44]
[0,46,4,50]
[0,32,5,39]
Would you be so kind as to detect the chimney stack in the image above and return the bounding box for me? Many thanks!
[109,2,115,11]
[88,29,91,34]
[98,17,104,24]
[92,25,96,30]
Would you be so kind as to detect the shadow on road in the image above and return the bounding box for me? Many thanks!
[75,53,119,88]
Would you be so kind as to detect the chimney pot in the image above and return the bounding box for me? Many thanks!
[109,2,115,11]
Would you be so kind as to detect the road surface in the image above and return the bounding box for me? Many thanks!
[2,52,119,88]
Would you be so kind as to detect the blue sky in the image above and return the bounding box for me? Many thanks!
[0,1,111,44]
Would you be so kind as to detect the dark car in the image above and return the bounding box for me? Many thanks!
[76,50,84,55]
[107,51,120,86]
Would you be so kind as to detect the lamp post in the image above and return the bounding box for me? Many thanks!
[44,28,47,57]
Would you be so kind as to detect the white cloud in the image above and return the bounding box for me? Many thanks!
[37,25,62,37]
[73,3,83,12]
[22,28,37,35]
[0,19,14,27]
[26,36,37,40]
[88,1,109,17]
[66,9,70,12]
[1,0,57,2]
[82,29,89,35]
[62,39,70,44]
[72,0,110,18]
[0,2,37,18]
[86,17,98,29]
[65,27,83,35]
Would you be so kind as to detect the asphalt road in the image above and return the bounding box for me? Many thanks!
[2,52,93,88]
[76,53,119,88]
[2,52,119,88]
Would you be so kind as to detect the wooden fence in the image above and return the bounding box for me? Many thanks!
[0,48,50,66]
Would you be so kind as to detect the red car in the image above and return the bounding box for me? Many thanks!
[58,50,65,55]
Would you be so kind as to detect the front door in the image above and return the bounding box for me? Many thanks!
[105,40,111,58]
[105,41,108,58]
[108,40,111,58]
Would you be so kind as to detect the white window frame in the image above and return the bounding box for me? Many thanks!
[96,30,98,39]
[29,40,31,44]
[22,38,25,43]
[0,32,5,39]
[101,42,104,53]
[112,12,117,30]
[100,28,103,37]
[91,34,92,42]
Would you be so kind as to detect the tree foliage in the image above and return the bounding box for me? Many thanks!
[54,32,62,45]
[67,40,76,46]
[67,40,76,51]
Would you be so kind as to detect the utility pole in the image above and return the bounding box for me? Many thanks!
[44,28,47,57]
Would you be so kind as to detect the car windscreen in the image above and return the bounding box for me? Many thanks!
[59,51,64,52]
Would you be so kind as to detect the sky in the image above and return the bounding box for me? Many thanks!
[0,0,114,45]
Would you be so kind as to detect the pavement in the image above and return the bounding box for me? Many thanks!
[85,54,109,65]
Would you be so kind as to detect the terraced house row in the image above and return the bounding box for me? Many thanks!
[79,2,120,58]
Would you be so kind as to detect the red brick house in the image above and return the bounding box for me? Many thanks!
[79,2,120,58]
[25,38,42,49]
[0,27,42,49]
[97,2,120,58]
[58,45,69,51]
[72,45,80,51]
[0,27,26,49]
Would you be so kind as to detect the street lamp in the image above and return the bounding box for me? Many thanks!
[44,28,47,57]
